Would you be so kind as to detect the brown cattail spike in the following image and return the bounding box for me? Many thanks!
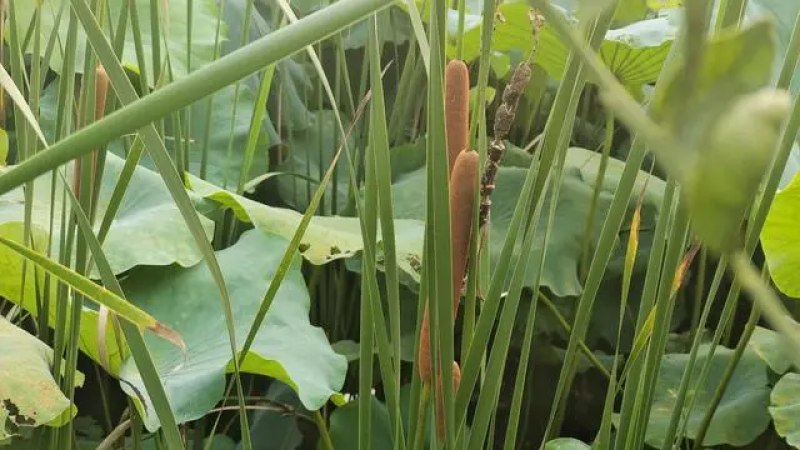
[418,305,432,382]
[435,361,462,441]
[449,150,479,312]
[94,66,110,122]
[417,151,479,383]
[445,60,470,175]
[74,66,111,197]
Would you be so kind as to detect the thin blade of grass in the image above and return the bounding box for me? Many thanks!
[367,15,406,450]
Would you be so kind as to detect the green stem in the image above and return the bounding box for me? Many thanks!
[537,292,611,379]
[412,383,431,450]
[315,410,335,450]
[580,108,614,281]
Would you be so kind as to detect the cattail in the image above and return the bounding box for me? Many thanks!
[417,151,479,382]
[418,305,432,382]
[445,60,470,175]
[449,150,479,313]
[94,66,110,122]
[479,10,543,232]
[435,361,462,441]
[74,66,110,196]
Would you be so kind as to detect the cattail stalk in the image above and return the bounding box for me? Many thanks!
[478,10,544,231]
[74,66,110,197]
[435,361,461,441]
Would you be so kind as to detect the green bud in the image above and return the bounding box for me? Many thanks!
[685,88,791,253]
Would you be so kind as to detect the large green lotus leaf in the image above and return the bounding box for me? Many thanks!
[451,3,674,93]
[274,110,353,214]
[770,372,800,448]
[0,317,84,444]
[389,146,664,298]
[327,396,394,450]
[543,438,591,450]
[0,153,214,276]
[762,172,800,298]
[13,0,221,83]
[635,345,771,448]
[118,229,346,431]
[748,326,796,374]
[188,175,425,283]
[0,152,213,372]
[0,222,128,374]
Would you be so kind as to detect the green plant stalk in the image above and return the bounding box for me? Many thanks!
[360,117,379,450]
[580,108,614,281]
[315,410,335,450]
[387,40,417,143]
[335,32,357,117]
[528,4,618,439]
[632,206,690,450]
[279,3,409,440]
[596,181,646,450]
[691,295,762,450]
[777,12,800,89]
[713,0,747,32]
[220,0,256,190]
[537,293,610,378]
[0,0,396,198]
[199,0,227,180]
[149,0,161,86]
[128,0,151,94]
[462,0,496,365]
[466,170,551,450]
[690,248,707,341]
[91,10,130,225]
[612,18,686,447]
[500,284,539,450]
[424,1,457,446]
[403,0,430,75]
[732,250,800,362]
[407,230,431,450]
[6,0,37,346]
[455,6,613,440]
[412,382,431,450]
[614,175,676,449]
[454,0,467,60]
[28,0,49,346]
[367,17,406,450]
[236,44,280,193]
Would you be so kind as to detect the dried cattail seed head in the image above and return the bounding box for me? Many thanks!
[502,63,532,106]
[494,104,515,139]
